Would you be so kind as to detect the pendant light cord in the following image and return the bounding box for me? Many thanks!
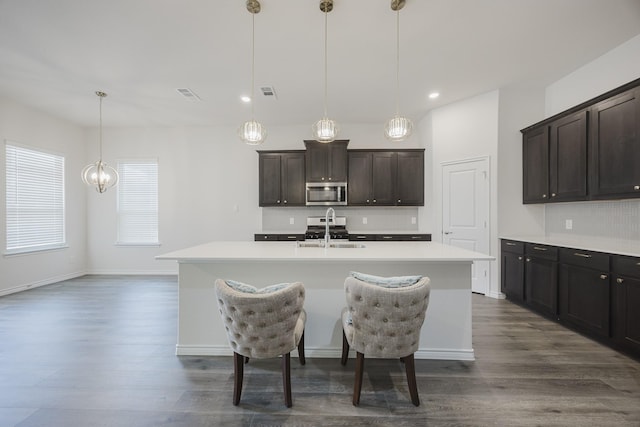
[251,12,256,120]
[395,7,400,116]
[98,94,103,161]
[323,6,328,118]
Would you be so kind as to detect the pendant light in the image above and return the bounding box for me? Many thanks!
[384,0,413,142]
[238,0,267,145]
[312,0,338,143]
[82,91,119,193]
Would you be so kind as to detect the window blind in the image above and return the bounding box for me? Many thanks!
[117,159,159,245]
[5,143,66,254]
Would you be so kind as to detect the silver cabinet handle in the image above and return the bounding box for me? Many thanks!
[277,200,281,204]
[373,199,377,203]
[533,246,547,251]
[283,200,288,204]
[600,274,608,280]
[382,236,392,240]
[573,253,592,258]
[617,278,624,284]
[398,199,401,203]
[551,193,556,197]
[526,258,531,262]
[506,242,516,246]
[635,185,640,190]
[411,236,421,239]
[518,256,523,260]
[286,236,297,240]
[542,194,547,198]
[356,235,366,239]
[366,199,370,203]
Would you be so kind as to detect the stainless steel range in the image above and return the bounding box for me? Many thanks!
[304,216,348,240]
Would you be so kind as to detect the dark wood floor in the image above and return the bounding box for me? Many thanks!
[0,275,638,426]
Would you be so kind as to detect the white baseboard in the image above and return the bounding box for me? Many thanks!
[486,290,506,299]
[0,270,86,297]
[175,344,475,361]
[85,269,178,275]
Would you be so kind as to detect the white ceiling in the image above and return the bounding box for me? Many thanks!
[1,0,640,129]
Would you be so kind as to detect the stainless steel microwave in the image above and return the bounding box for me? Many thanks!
[305,182,347,206]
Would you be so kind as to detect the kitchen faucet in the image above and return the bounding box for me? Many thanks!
[324,207,336,248]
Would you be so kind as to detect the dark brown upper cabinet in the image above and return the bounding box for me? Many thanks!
[304,140,348,183]
[258,151,306,207]
[522,125,549,204]
[549,110,588,202]
[522,78,640,204]
[347,149,424,207]
[590,87,640,199]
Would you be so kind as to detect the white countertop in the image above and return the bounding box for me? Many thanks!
[156,240,494,263]
[501,235,640,258]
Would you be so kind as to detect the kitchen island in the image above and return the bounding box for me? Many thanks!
[156,241,493,361]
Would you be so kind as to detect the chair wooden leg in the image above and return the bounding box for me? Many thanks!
[341,329,349,366]
[298,330,306,365]
[233,352,244,406]
[282,352,292,408]
[403,354,420,406]
[353,351,364,406]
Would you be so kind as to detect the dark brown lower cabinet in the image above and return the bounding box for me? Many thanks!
[501,240,525,303]
[525,244,558,318]
[501,239,640,359]
[612,256,640,355]
[559,249,610,338]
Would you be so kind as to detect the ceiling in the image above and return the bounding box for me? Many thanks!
[1,0,640,129]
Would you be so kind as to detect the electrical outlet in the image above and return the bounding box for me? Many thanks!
[565,219,573,230]
[289,217,295,225]
[362,217,367,225]
[411,217,417,225]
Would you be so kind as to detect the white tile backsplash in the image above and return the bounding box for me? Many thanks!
[261,207,420,233]
[545,200,640,241]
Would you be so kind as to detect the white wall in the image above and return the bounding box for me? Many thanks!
[0,97,87,295]
[420,90,501,297]
[546,34,640,116]
[86,123,427,274]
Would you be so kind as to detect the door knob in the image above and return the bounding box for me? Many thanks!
[444,231,452,235]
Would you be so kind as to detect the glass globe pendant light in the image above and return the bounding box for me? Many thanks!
[312,0,338,143]
[384,0,413,142]
[238,0,267,145]
[81,91,119,193]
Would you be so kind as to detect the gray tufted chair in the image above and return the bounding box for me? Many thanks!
[340,275,431,406]
[214,279,306,408]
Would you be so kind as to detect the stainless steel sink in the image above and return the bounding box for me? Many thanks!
[296,241,365,249]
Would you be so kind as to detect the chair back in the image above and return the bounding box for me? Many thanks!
[344,276,430,358]
[214,280,305,359]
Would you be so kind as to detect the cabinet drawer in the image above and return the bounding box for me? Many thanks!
[525,243,558,261]
[255,234,278,241]
[501,240,524,254]
[277,234,305,241]
[612,255,640,278]
[560,248,609,271]
[348,234,377,241]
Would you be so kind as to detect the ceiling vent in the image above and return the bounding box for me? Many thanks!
[176,88,201,101]
[260,86,277,98]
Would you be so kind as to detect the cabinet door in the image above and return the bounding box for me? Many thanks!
[371,152,396,205]
[612,275,640,355]
[502,251,525,302]
[305,142,328,182]
[549,111,588,202]
[559,264,610,338]
[522,126,549,203]
[259,154,282,206]
[347,151,372,205]
[396,151,424,206]
[281,153,305,206]
[328,141,348,182]
[590,88,640,199]
[525,257,558,317]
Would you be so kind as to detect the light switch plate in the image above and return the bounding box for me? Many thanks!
[565,219,573,230]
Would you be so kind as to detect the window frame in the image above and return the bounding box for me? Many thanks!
[115,158,160,247]
[5,140,67,256]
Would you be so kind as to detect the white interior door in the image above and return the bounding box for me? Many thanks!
[442,158,490,295]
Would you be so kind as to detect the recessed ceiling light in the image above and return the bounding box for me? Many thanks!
[241,96,251,103]
[428,92,440,100]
